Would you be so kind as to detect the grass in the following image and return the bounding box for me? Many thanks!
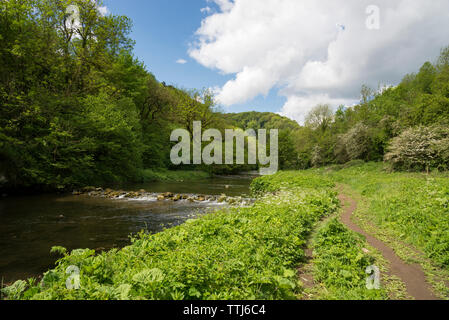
[323,164,449,299]
[306,218,388,300]
[253,171,392,300]
[252,164,449,300]
[325,163,449,270]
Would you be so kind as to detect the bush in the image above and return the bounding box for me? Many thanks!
[384,125,449,172]
[335,123,372,163]
[311,146,324,167]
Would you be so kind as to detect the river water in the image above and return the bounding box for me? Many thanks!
[0,175,254,284]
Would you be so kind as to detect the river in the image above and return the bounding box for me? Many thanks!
[0,175,255,284]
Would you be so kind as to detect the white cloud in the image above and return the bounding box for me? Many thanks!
[189,0,449,123]
[176,59,188,64]
[201,6,212,14]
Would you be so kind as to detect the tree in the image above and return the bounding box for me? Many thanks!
[416,62,436,94]
[175,88,217,135]
[337,123,372,162]
[384,126,449,172]
[436,46,449,71]
[311,145,324,167]
[0,0,142,190]
[360,84,375,105]
[305,104,334,132]
[278,130,299,169]
[140,75,176,121]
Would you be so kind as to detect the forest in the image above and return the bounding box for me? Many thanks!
[0,0,306,193]
[2,0,449,195]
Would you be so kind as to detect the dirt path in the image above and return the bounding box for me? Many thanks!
[338,191,439,300]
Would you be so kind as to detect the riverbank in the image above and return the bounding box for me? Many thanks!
[324,163,449,299]
[139,169,212,183]
[254,163,449,299]
[2,173,340,300]
[0,175,255,287]
[0,169,212,197]
[3,163,448,300]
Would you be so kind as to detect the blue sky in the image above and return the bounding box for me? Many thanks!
[103,0,284,114]
[102,1,449,123]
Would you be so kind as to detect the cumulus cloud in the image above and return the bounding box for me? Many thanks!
[176,59,188,64]
[189,0,449,123]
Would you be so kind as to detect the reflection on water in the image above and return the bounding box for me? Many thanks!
[0,175,254,283]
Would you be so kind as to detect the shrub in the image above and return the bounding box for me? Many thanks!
[335,123,372,162]
[384,125,449,172]
[311,146,324,167]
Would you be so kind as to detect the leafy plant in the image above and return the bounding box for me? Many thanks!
[5,174,338,300]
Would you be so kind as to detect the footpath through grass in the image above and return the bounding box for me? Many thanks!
[320,162,449,298]
[327,163,449,269]
[254,170,391,300]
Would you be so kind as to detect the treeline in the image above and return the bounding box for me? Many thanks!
[0,0,234,192]
[2,1,447,192]
[220,112,302,170]
[0,0,316,192]
[231,47,449,172]
[281,47,449,171]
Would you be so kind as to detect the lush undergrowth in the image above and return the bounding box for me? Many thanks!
[254,171,389,300]
[3,175,338,300]
[139,169,211,182]
[325,162,449,269]
[310,219,388,300]
[250,170,335,195]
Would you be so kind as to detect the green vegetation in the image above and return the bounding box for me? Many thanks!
[2,0,448,302]
[384,125,449,172]
[222,112,301,132]
[250,164,449,299]
[5,163,449,300]
[139,169,211,182]
[2,0,448,195]
[253,171,392,300]
[2,174,338,300]
[0,0,315,193]
[0,0,249,192]
[310,218,387,300]
[284,48,449,172]
[327,162,449,270]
